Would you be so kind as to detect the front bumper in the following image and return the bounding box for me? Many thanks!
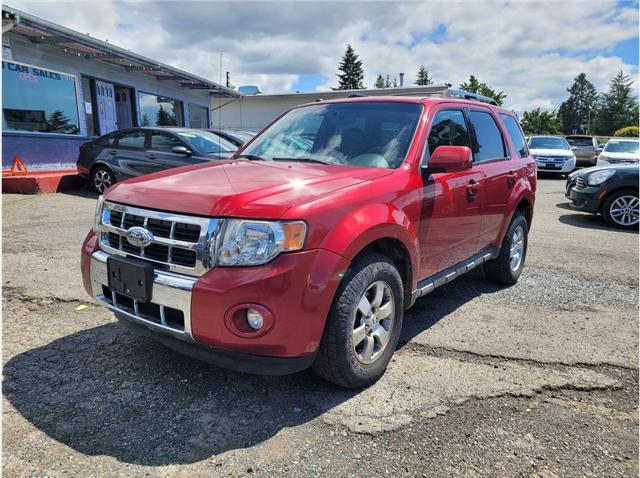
[82,230,349,372]
[564,182,601,213]
[536,157,576,174]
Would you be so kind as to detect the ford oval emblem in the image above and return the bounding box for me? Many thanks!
[126,226,154,248]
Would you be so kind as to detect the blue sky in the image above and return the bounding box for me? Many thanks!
[7,0,639,111]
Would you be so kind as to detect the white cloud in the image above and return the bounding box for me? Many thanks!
[7,0,639,111]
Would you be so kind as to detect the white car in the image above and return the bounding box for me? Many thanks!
[597,138,639,166]
[528,135,576,177]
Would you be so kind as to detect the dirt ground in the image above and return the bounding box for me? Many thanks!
[3,177,638,477]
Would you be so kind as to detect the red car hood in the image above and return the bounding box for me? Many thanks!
[105,160,392,218]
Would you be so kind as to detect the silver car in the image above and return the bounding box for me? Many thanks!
[565,135,599,167]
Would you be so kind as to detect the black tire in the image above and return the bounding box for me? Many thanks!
[602,189,639,230]
[484,212,528,286]
[91,165,116,194]
[312,253,404,388]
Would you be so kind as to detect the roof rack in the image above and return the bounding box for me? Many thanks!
[443,88,498,106]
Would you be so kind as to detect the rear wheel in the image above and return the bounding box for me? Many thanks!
[312,254,404,388]
[91,166,116,194]
[484,212,528,286]
[602,189,639,230]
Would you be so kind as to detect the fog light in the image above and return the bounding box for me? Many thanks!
[246,308,264,330]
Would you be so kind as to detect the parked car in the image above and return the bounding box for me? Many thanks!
[566,164,639,229]
[208,128,256,147]
[596,138,640,166]
[565,135,599,167]
[528,135,576,177]
[81,95,536,388]
[77,127,238,193]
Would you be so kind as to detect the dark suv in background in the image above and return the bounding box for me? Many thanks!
[566,135,599,167]
[77,127,238,193]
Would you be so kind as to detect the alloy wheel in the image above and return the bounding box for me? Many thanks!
[352,280,395,364]
[509,225,525,272]
[609,195,639,227]
[93,169,112,194]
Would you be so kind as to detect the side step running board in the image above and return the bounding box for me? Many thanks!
[410,247,500,306]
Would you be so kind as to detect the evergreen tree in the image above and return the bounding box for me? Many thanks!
[415,65,433,85]
[374,74,386,88]
[385,75,392,88]
[593,71,639,135]
[459,75,506,106]
[47,110,71,131]
[156,105,177,126]
[558,73,598,134]
[141,114,151,127]
[336,44,365,90]
[520,108,561,135]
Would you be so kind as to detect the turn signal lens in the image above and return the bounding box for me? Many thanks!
[282,222,306,251]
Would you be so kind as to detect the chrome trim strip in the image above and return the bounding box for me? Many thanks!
[90,250,196,339]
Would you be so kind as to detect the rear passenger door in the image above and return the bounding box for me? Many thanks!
[109,130,150,179]
[466,108,521,249]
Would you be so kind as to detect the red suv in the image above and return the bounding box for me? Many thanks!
[81,95,535,388]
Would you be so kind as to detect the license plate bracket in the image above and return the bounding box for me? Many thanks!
[107,256,154,302]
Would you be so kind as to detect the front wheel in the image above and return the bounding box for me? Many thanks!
[602,189,639,230]
[91,166,116,194]
[484,212,528,286]
[312,254,404,388]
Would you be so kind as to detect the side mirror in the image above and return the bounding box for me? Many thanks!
[423,146,473,175]
[172,145,192,156]
[596,147,603,154]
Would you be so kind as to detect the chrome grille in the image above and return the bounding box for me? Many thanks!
[97,201,219,276]
[575,176,586,190]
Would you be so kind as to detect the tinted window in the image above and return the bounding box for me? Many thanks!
[528,137,569,150]
[151,132,183,152]
[242,102,422,168]
[499,114,528,158]
[468,111,506,162]
[427,109,471,155]
[2,61,80,135]
[175,130,237,153]
[117,130,146,148]
[566,136,594,147]
[99,134,117,146]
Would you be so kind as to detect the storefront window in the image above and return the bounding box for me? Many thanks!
[188,103,209,128]
[138,92,184,127]
[2,61,80,134]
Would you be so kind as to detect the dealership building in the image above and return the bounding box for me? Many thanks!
[2,6,238,171]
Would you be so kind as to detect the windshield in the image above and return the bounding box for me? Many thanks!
[528,137,570,150]
[566,137,594,147]
[604,140,639,154]
[240,101,423,168]
[176,130,237,154]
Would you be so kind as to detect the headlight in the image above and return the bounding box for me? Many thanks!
[216,220,306,266]
[93,195,104,232]
[598,154,609,162]
[587,169,615,186]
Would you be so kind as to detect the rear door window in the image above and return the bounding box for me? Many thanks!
[468,110,507,162]
[499,114,528,158]
[427,109,471,155]
[116,130,147,149]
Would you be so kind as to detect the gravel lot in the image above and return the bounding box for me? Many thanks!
[3,177,638,477]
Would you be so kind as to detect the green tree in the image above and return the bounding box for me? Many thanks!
[459,75,506,106]
[558,73,598,134]
[336,44,364,90]
[613,126,639,137]
[47,110,71,131]
[141,113,151,126]
[385,75,392,88]
[415,65,433,85]
[520,108,561,135]
[374,74,386,88]
[593,71,639,135]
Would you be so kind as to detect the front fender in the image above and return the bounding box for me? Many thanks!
[315,203,419,290]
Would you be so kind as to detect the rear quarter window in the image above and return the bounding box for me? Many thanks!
[499,114,528,158]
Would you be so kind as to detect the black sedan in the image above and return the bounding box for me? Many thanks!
[77,127,238,193]
[566,164,639,229]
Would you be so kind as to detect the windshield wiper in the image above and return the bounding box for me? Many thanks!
[235,153,269,161]
[272,157,333,165]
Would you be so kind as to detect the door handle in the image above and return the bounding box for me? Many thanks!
[507,170,518,185]
[466,180,480,201]
[108,150,117,155]
[146,154,156,160]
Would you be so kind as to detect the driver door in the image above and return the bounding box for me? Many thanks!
[417,107,483,279]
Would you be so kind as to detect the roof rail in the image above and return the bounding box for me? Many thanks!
[443,88,498,106]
